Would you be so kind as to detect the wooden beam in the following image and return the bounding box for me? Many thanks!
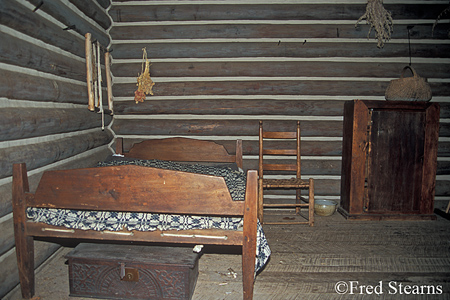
[111,23,450,41]
[0,1,85,57]
[112,119,343,137]
[112,42,450,60]
[0,31,86,82]
[27,0,110,47]
[109,3,447,22]
[68,0,112,30]
[0,108,112,141]
[112,60,450,79]
[0,130,113,178]
[0,69,87,104]
[114,99,345,116]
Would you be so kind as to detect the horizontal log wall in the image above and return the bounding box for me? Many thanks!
[0,0,113,298]
[2,0,450,297]
[109,0,450,205]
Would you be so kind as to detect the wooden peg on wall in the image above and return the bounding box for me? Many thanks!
[105,51,113,115]
[85,33,95,111]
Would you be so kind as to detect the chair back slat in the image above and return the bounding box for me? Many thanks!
[263,149,297,156]
[262,132,297,139]
[263,163,297,171]
[259,120,301,178]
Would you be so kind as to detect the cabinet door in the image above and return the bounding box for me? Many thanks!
[365,109,425,213]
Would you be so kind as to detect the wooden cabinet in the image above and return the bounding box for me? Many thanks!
[339,100,440,220]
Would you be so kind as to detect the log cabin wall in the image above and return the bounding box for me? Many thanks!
[109,1,449,207]
[1,0,449,298]
[0,0,113,297]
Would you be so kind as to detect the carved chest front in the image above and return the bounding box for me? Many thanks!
[65,243,199,300]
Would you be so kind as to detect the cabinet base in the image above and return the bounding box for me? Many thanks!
[338,207,437,221]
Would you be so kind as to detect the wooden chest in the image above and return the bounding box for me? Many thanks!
[65,243,199,300]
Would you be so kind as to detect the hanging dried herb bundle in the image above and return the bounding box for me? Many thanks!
[356,0,394,48]
[134,48,155,103]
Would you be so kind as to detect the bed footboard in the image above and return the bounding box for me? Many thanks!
[12,163,259,300]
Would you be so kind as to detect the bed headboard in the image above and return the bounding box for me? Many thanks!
[116,137,243,169]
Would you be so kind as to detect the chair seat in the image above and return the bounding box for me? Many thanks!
[262,178,310,188]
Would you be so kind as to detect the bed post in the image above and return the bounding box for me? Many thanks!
[242,170,257,300]
[12,163,35,299]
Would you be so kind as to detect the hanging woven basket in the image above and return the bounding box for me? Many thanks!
[385,66,432,101]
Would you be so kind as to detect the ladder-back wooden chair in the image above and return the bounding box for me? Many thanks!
[258,121,314,226]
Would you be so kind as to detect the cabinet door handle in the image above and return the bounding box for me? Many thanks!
[360,141,369,152]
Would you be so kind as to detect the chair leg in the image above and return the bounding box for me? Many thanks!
[309,178,314,227]
[295,189,301,215]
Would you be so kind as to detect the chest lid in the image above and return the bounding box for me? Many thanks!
[66,243,199,268]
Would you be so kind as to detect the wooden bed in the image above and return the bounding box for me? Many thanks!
[13,137,262,300]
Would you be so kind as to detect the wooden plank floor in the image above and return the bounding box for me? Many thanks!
[5,209,450,299]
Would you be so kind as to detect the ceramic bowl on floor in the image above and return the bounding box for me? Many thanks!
[314,200,337,216]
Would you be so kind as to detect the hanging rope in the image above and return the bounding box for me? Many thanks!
[134,48,155,103]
